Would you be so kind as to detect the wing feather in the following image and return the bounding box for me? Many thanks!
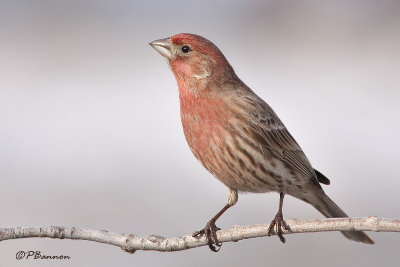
[234,92,317,180]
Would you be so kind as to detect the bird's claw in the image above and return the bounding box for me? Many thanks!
[267,211,289,243]
[193,221,222,252]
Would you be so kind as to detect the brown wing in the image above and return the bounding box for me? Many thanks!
[237,92,318,181]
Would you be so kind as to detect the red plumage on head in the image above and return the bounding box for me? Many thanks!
[170,33,232,74]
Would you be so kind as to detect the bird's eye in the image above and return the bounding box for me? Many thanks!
[181,45,191,53]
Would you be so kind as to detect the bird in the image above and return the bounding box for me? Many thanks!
[149,33,374,251]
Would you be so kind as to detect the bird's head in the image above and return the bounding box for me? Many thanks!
[150,33,234,94]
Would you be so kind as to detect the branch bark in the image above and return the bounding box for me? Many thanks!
[1,217,398,253]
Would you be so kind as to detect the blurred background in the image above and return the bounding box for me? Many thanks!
[0,0,399,266]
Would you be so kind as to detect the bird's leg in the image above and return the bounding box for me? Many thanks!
[267,192,289,243]
[193,189,237,252]
[192,203,231,251]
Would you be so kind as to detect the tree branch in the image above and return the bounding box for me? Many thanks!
[1,217,398,252]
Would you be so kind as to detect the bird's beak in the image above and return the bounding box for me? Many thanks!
[149,37,173,60]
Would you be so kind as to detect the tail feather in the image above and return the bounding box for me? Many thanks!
[309,192,374,244]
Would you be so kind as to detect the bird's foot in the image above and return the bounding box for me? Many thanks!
[267,210,289,243]
[193,221,222,252]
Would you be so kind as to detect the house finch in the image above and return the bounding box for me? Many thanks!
[150,33,374,251]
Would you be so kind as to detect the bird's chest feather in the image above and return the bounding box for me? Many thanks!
[179,92,229,164]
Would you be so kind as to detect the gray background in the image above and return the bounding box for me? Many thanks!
[1,0,399,266]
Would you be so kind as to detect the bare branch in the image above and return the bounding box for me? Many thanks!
[0,217,398,252]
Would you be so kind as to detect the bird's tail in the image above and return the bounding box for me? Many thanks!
[306,191,374,244]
